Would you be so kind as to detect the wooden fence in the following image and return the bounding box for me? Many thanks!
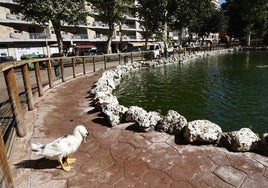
[0,44,228,187]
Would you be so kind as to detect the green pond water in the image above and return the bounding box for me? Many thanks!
[113,51,268,133]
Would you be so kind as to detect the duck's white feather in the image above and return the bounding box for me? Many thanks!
[31,125,88,161]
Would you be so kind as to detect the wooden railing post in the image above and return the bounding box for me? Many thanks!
[46,60,53,88]
[21,64,34,111]
[118,54,121,65]
[82,57,86,75]
[0,131,14,187]
[104,55,107,70]
[93,57,96,72]
[4,68,26,137]
[60,59,65,82]
[34,62,43,97]
[72,58,76,78]
[131,52,133,63]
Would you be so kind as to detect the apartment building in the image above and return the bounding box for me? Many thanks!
[0,0,220,60]
[0,0,148,60]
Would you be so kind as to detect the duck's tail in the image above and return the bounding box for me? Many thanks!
[31,143,44,154]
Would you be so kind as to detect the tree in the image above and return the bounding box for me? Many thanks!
[14,0,88,55]
[189,1,226,45]
[135,0,168,48]
[167,0,197,45]
[222,0,268,46]
[87,0,131,54]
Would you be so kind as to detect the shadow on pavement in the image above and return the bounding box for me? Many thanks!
[14,157,59,170]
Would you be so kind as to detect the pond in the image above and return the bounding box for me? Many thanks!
[113,51,268,133]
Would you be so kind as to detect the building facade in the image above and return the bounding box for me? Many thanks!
[0,0,150,60]
[0,0,220,60]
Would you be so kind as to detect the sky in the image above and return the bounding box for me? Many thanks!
[219,0,225,4]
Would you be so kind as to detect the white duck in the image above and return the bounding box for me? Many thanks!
[31,125,89,171]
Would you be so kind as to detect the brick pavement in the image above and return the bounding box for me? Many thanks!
[10,71,268,188]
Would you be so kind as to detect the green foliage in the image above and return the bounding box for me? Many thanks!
[14,0,88,26]
[135,0,168,47]
[87,0,132,53]
[15,0,88,54]
[222,0,268,45]
[167,0,226,44]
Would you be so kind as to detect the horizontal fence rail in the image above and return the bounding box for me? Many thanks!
[0,44,230,186]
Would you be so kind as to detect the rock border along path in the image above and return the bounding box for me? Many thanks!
[10,50,268,188]
[91,49,268,155]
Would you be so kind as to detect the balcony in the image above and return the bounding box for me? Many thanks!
[0,0,17,4]
[121,24,136,30]
[91,21,109,29]
[8,32,52,40]
[73,34,88,39]
[10,32,23,39]
[62,33,88,40]
[123,35,137,41]
[94,34,107,41]
[6,13,23,21]
[29,33,50,39]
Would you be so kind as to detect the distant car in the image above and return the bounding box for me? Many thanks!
[51,53,64,58]
[20,54,38,60]
[124,45,145,52]
[144,43,162,60]
[0,56,16,63]
[80,49,103,56]
[36,54,48,58]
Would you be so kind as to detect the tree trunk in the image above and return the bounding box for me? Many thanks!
[247,31,251,46]
[144,23,150,50]
[52,20,64,55]
[179,29,183,46]
[106,35,112,54]
[105,23,114,54]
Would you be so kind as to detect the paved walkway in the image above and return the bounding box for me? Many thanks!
[10,71,268,188]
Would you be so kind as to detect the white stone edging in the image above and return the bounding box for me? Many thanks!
[90,48,268,155]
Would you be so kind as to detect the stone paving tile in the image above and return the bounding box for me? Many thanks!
[214,165,246,187]
[10,72,268,188]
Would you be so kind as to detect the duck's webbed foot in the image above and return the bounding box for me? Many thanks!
[59,160,72,171]
[66,157,76,164]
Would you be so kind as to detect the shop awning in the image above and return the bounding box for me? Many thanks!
[75,44,96,49]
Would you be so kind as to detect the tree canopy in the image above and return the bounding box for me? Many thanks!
[167,0,226,45]
[135,0,168,48]
[222,0,268,45]
[87,0,132,53]
[15,0,88,54]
